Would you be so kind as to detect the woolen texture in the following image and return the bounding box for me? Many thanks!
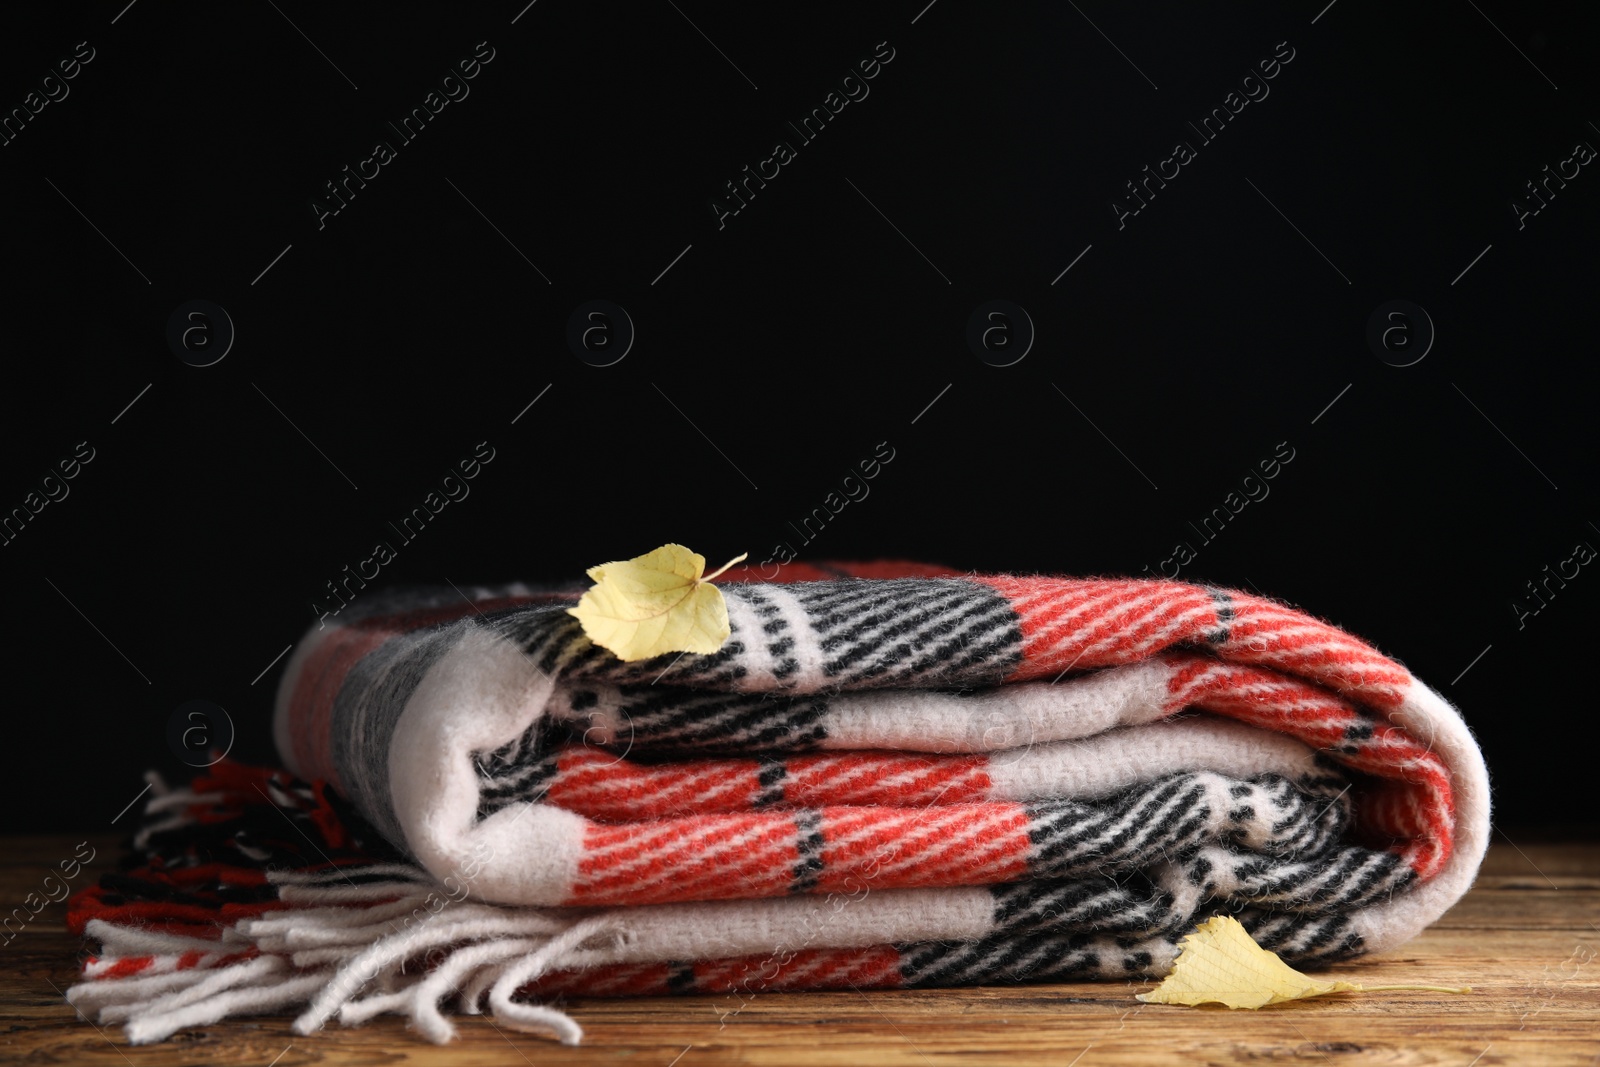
[65,561,1491,1045]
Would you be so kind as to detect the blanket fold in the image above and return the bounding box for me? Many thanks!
[66,564,1490,1046]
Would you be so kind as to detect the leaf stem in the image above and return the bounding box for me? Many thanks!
[700,552,749,583]
[1358,984,1473,994]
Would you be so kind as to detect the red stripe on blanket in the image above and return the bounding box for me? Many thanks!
[977,575,1448,877]
[547,746,765,821]
[813,803,1031,893]
[1162,654,1453,877]
[527,961,676,997]
[542,747,994,820]
[693,945,905,992]
[1220,593,1410,711]
[782,753,991,808]
[977,577,1410,711]
[568,800,1032,904]
[568,813,803,905]
[981,577,1219,676]
[529,947,906,996]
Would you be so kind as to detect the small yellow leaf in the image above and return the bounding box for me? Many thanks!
[1137,916,1471,1009]
[568,544,748,662]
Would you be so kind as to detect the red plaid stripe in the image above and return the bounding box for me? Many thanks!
[783,752,991,808]
[531,946,906,997]
[812,803,1031,894]
[547,746,766,821]
[570,813,804,905]
[1163,653,1453,877]
[543,746,993,820]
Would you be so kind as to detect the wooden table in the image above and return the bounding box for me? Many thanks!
[3,834,1596,1065]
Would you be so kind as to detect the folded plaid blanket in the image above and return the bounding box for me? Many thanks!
[66,562,1490,1045]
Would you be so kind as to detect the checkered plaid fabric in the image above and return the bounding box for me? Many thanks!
[65,561,1490,1046]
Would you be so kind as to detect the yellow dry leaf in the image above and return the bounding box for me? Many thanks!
[1137,915,1470,1009]
[568,544,748,662]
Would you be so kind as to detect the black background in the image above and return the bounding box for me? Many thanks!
[2,1,1595,833]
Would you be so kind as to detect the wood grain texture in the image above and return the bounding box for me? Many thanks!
[1,834,1595,1066]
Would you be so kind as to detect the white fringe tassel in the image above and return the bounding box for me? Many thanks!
[65,873,631,1046]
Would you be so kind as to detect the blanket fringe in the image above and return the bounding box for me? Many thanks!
[66,870,626,1046]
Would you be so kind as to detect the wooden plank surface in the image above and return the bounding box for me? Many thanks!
[2,834,1596,1066]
